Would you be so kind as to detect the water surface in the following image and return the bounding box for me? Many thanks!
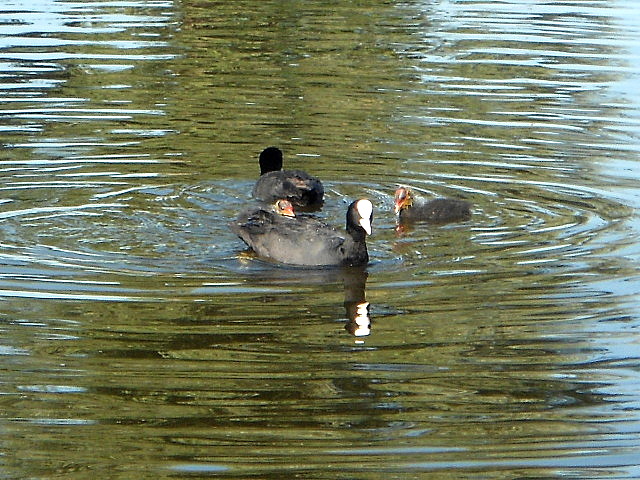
[1,0,640,478]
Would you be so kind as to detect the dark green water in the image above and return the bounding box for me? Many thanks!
[2,0,640,478]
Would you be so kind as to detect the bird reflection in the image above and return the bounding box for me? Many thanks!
[229,259,373,338]
[341,267,371,337]
[230,260,371,337]
[345,301,370,337]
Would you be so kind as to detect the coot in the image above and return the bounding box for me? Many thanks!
[231,198,373,267]
[252,147,324,208]
[394,186,471,224]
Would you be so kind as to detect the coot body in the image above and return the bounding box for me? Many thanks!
[252,147,324,208]
[231,199,373,267]
[394,186,471,224]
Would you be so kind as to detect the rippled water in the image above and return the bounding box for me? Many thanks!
[2,0,640,478]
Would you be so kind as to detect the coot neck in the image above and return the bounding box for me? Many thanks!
[344,223,369,266]
[346,222,367,242]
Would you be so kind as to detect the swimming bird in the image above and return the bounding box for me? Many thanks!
[394,186,471,224]
[231,198,373,267]
[252,147,324,208]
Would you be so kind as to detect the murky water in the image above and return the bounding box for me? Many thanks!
[2,0,640,478]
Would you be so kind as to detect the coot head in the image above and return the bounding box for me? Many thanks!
[273,198,295,217]
[394,186,413,215]
[259,147,284,175]
[348,198,373,236]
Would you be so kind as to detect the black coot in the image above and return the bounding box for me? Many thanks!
[252,147,324,208]
[231,198,373,267]
[394,186,471,224]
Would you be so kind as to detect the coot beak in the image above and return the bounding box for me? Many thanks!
[359,217,372,235]
[281,203,295,217]
[394,187,408,215]
[393,194,407,215]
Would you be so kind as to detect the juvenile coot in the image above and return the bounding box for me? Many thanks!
[252,147,324,208]
[231,198,373,267]
[394,186,471,224]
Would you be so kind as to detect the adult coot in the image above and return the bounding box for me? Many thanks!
[231,198,373,267]
[394,186,471,224]
[252,147,324,208]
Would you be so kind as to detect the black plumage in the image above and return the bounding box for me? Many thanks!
[394,186,471,224]
[231,199,373,267]
[252,147,324,208]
